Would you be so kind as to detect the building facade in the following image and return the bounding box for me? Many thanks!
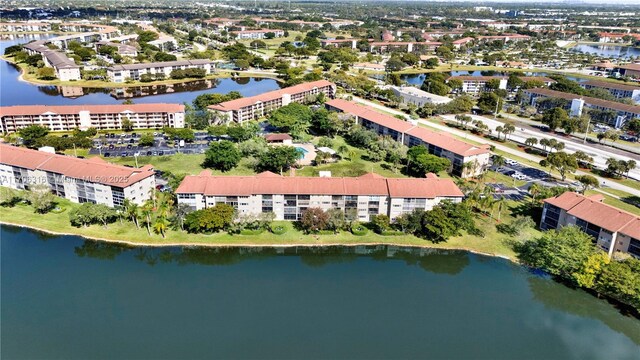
[541,192,640,259]
[0,103,185,133]
[176,171,463,222]
[522,88,640,128]
[581,80,640,104]
[0,144,156,207]
[447,76,555,95]
[325,99,491,178]
[106,60,215,83]
[208,80,336,123]
[23,41,82,81]
[231,29,285,40]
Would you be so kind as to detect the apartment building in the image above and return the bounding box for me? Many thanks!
[541,192,640,259]
[106,59,215,82]
[176,171,463,222]
[95,41,138,57]
[231,29,285,40]
[447,76,555,94]
[381,85,452,106]
[581,80,640,104]
[614,63,640,78]
[368,41,441,54]
[0,103,185,133]
[0,144,156,207]
[23,41,81,81]
[522,88,640,128]
[325,99,490,178]
[208,80,336,123]
[0,22,51,32]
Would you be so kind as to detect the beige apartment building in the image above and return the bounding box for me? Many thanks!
[106,60,215,83]
[0,144,156,207]
[208,80,336,123]
[0,103,185,133]
[176,171,463,222]
[325,99,491,178]
[541,192,640,259]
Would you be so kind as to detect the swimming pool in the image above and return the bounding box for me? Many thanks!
[295,147,308,159]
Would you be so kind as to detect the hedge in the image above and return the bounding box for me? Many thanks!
[380,230,404,236]
[351,224,368,236]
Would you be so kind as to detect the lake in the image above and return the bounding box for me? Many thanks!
[571,44,640,59]
[2,225,639,359]
[0,35,281,106]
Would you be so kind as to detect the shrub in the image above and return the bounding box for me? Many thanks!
[270,224,288,235]
[351,223,368,236]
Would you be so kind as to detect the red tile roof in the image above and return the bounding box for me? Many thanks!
[0,103,184,117]
[208,80,335,112]
[544,192,640,238]
[0,144,154,187]
[176,172,463,199]
[264,133,292,141]
[325,99,489,157]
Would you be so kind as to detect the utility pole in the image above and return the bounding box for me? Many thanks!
[583,117,591,144]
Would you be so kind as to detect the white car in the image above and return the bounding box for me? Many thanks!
[511,173,527,180]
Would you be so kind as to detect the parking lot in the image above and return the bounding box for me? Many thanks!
[89,131,215,158]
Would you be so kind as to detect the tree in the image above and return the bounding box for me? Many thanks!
[300,207,329,233]
[370,214,390,234]
[268,103,313,137]
[203,140,241,172]
[407,146,451,176]
[421,201,475,243]
[26,184,56,213]
[326,208,346,233]
[385,58,407,72]
[257,146,299,174]
[184,204,235,233]
[476,92,502,114]
[575,175,599,194]
[19,125,49,147]
[37,67,56,80]
[153,216,170,238]
[138,133,155,147]
[173,203,191,231]
[524,137,538,149]
[546,152,578,181]
[123,199,139,229]
[140,202,154,235]
[541,108,569,132]
[121,117,134,131]
[447,78,463,91]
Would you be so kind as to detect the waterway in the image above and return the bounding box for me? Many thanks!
[0,35,281,106]
[1,225,639,359]
[570,44,640,59]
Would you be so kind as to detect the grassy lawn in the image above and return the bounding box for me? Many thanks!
[0,194,531,260]
[585,190,640,216]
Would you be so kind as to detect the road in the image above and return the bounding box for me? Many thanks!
[441,114,640,181]
[350,96,640,197]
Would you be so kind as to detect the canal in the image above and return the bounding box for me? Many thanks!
[1,226,639,359]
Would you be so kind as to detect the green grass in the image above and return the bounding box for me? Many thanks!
[0,194,531,260]
[585,190,640,216]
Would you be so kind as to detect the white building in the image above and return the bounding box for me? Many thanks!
[106,60,215,83]
[231,29,285,40]
[0,144,156,207]
[0,103,185,133]
[382,85,452,106]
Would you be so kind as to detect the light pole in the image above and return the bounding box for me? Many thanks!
[583,117,591,144]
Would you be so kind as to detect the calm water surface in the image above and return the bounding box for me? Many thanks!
[571,44,640,59]
[1,226,639,359]
[0,35,281,106]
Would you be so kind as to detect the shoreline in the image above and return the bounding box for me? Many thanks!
[0,220,516,262]
[0,55,282,88]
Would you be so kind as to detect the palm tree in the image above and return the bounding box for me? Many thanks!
[539,138,550,153]
[123,199,139,229]
[494,196,506,222]
[625,160,636,178]
[502,123,516,140]
[153,216,170,238]
[141,201,154,236]
[495,126,504,141]
[174,203,190,231]
[524,137,538,149]
[528,183,541,204]
[148,187,158,208]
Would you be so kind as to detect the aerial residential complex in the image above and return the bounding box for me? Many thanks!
[522,88,640,128]
[0,103,185,133]
[23,41,81,81]
[325,99,490,177]
[106,59,216,82]
[447,76,556,94]
[0,144,156,207]
[580,80,640,104]
[176,171,463,222]
[231,29,285,39]
[208,80,336,123]
[541,192,640,259]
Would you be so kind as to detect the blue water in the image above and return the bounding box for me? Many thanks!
[571,44,640,59]
[0,35,282,106]
[296,146,309,158]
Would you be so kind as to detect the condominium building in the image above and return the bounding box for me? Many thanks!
[95,41,138,57]
[176,171,463,222]
[447,76,555,94]
[368,41,441,54]
[541,192,640,259]
[0,22,52,32]
[325,99,491,178]
[580,80,640,104]
[231,29,285,40]
[381,85,452,106]
[614,63,640,78]
[106,59,215,83]
[23,41,81,81]
[0,103,185,133]
[521,88,640,128]
[0,144,156,207]
[208,80,336,123]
